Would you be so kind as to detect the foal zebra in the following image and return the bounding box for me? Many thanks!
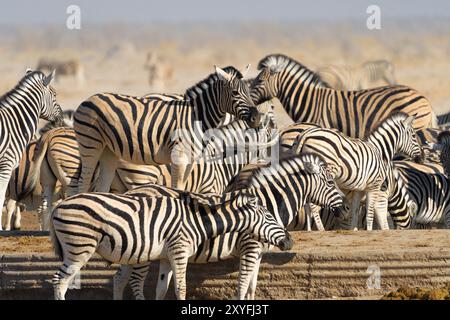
[0,69,62,229]
[316,60,396,91]
[251,54,435,138]
[285,113,423,230]
[115,154,344,300]
[51,191,292,300]
[73,66,260,194]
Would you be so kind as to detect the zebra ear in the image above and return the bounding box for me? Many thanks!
[215,66,232,82]
[403,115,415,126]
[43,69,56,87]
[304,161,320,175]
[25,68,33,74]
[240,64,251,78]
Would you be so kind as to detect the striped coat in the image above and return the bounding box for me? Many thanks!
[251,54,435,138]
[73,66,260,194]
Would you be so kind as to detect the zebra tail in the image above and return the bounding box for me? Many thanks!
[49,207,63,261]
[32,131,51,164]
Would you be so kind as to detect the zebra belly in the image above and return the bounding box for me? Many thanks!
[96,238,168,264]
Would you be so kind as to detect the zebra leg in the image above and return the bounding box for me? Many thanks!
[168,249,189,300]
[246,256,262,300]
[13,204,21,230]
[96,148,119,192]
[113,265,133,300]
[371,191,389,230]
[0,174,12,231]
[170,143,191,190]
[4,199,16,231]
[129,263,151,300]
[310,204,325,231]
[41,183,56,231]
[53,260,87,300]
[350,191,363,230]
[156,260,173,300]
[237,245,263,300]
[304,205,312,231]
[78,147,104,194]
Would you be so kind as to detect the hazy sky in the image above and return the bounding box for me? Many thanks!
[1,0,450,25]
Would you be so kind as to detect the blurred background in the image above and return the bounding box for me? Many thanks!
[1,0,450,114]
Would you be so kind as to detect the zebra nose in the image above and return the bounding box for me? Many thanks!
[277,231,294,251]
[248,108,261,128]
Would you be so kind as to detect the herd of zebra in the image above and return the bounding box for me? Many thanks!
[1,53,450,300]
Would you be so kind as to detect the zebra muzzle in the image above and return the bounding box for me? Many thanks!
[277,231,294,251]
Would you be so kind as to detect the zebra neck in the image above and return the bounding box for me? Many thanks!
[367,130,396,162]
[189,83,227,130]
[277,67,328,123]
[192,205,247,243]
[248,178,306,227]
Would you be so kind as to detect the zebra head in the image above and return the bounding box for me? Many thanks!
[31,69,63,124]
[214,65,261,128]
[250,54,289,105]
[238,194,293,251]
[300,154,345,212]
[394,113,424,163]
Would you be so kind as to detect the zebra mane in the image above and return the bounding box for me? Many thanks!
[0,70,46,102]
[181,190,256,209]
[184,66,243,101]
[248,153,326,189]
[257,54,327,86]
[366,112,409,139]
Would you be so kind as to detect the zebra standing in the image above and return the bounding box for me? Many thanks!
[284,113,423,230]
[316,60,396,91]
[50,191,293,300]
[251,54,435,138]
[73,66,261,194]
[114,154,344,300]
[0,69,62,230]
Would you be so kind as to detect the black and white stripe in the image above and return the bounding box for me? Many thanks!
[50,191,292,300]
[283,113,423,230]
[73,66,260,194]
[0,69,62,230]
[114,154,344,300]
[251,54,435,138]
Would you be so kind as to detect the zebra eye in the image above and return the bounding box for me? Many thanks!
[232,90,239,96]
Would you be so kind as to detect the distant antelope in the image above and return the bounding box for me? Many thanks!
[37,58,85,87]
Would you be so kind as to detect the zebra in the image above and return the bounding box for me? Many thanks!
[284,113,423,230]
[114,154,344,300]
[251,54,435,138]
[73,66,261,194]
[3,141,42,230]
[388,160,450,229]
[316,60,396,91]
[50,191,293,300]
[0,69,62,230]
